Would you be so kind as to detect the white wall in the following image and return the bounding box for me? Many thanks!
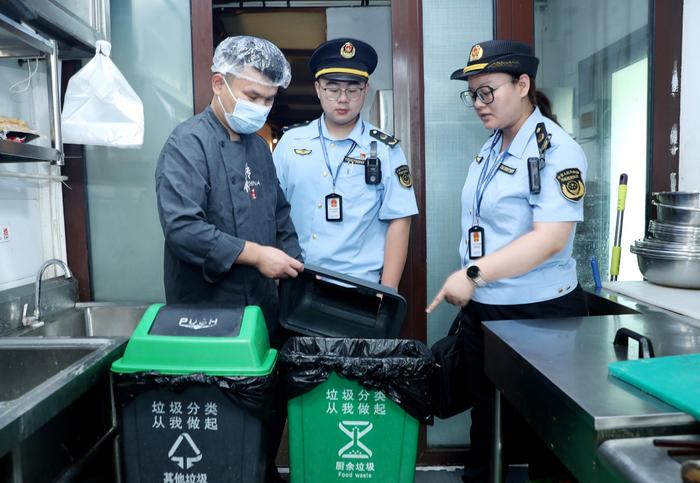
[680,0,700,190]
[0,60,65,291]
[326,6,393,126]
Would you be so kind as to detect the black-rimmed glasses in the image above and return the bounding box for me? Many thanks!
[319,84,366,101]
[459,80,515,107]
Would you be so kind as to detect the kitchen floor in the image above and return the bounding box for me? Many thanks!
[279,465,529,482]
[416,466,528,482]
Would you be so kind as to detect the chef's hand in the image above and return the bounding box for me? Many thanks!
[426,269,474,313]
[239,242,303,279]
[256,246,304,279]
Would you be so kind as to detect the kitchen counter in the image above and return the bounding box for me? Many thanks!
[0,289,146,480]
[483,289,700,483]
[598,434,700,483]
[602,281,700,324]
[0,336,126,480]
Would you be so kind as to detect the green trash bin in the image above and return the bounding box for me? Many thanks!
[111,304,277,483]
[280,337,434,483]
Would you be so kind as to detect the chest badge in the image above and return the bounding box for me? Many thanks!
[556,168,585,202]
[498,163,516,175]
[344,156,366,165]
[294,148,312,156]
[244,163,261,200]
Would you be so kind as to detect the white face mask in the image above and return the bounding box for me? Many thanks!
[218,77,272,134]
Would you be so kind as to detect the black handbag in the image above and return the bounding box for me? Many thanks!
[430,312,481,419]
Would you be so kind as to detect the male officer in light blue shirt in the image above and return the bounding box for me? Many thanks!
[273,38,418,288]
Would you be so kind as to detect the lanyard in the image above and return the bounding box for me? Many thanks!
[318,119,361,191]
[473,131,504,223]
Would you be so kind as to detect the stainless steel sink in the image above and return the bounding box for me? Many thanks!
[18,302,148,337]
[0,345,94,401]
[0,337,124,460]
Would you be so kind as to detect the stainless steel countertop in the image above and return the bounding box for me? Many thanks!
[486,312,700,430]
[598,434,700,483]
[483,289,700,482]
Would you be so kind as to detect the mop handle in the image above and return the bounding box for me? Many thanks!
[610,173,628,281]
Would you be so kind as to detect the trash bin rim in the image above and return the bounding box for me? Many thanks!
[280,336,434,359]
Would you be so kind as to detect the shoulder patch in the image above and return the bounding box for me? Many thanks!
[498,163,516,175]
[556,168,585,202]
[294,148,312,156]
[282,120,312,133]
[369,129,399,148]
[395,165,413,188]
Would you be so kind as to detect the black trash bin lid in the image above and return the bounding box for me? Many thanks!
[278,264,407,338]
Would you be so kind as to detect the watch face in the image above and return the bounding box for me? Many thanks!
[467,265,480,279]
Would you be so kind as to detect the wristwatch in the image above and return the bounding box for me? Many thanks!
[466,265,487,288]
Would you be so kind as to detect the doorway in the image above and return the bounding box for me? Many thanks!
[201,0,425,466]
[210,4,395,147]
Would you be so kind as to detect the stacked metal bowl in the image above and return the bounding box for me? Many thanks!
[630,191,700,289]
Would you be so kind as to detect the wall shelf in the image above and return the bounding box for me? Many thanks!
[0,139,61,163]
[0,12,63,165]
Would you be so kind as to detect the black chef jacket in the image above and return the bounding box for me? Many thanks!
[155,107,301,336]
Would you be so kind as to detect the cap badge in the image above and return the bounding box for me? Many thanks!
[469,44,483,62]
[340,42,356,59]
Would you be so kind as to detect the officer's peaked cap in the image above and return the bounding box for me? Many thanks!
[450,39,539,81]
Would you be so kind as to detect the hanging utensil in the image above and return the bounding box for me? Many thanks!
[610,173,628,282]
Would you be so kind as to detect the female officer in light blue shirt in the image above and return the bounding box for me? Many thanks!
[426,40,589,482]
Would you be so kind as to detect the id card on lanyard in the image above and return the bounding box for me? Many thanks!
[318,119,358,222]
[468,132,503,260]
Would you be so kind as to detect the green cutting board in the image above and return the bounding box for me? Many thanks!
[609,353,700,420]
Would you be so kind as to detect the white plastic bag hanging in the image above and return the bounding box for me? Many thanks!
[61,41,144,148]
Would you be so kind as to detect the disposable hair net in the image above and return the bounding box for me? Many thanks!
[211,36,291,88]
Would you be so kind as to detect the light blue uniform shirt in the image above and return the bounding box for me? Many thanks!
[459,107,587,304]
[274,115,419,282]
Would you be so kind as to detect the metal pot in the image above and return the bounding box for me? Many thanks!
[648,220,700,243]
[630,244,700,289]
[653,190,700,208]
[652,201,700,227]
[635,238,700,254]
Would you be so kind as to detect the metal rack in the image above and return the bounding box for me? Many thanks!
[0,12,63,165]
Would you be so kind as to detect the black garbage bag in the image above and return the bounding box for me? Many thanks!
[279,337,435,424]
[113,371,275,418]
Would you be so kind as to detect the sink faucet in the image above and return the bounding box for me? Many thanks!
[23,259,73,327]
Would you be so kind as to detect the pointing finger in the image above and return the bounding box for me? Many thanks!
[425,289,445,313]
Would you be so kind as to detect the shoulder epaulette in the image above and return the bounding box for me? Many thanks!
[282,120,312,133]
[369,128,399,148]
[535,122,551,157]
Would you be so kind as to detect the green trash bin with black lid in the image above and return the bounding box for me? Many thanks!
[111,304,277,483]
[279,337,435,483]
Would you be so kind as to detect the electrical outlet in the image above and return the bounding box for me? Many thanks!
[0,224,10,243]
